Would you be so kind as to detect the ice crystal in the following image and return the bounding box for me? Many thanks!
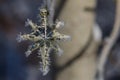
[17,8,70,75]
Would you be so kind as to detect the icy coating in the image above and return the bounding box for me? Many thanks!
[16,8,70,75]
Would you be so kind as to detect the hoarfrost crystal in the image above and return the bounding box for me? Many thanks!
[17,8,70,75]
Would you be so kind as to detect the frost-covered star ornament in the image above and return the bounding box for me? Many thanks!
[17,8,70,75]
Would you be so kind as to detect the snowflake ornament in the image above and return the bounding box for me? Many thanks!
[17,8,70,75]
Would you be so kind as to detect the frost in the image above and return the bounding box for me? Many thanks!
[25,50,31,57]
[57,48,63,56]
[39,66,50,76]
[62,35,71,41]
[17,8,70,75]
[56,21,64,29]
[16,32,25,42]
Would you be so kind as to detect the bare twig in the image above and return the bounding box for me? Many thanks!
[97,0,120,80]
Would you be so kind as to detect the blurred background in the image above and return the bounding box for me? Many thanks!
[0,0,119,80]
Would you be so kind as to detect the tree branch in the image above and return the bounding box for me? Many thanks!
[97,0,120,80]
